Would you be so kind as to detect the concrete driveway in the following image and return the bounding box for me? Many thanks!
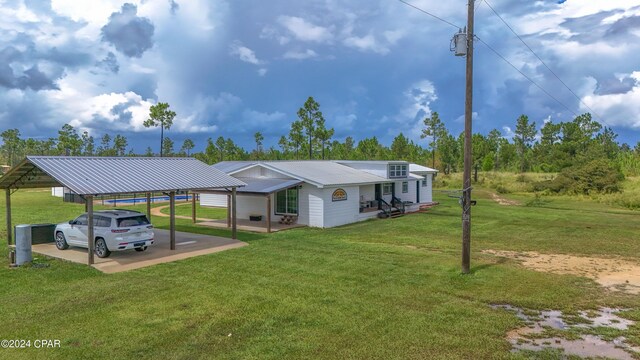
[32,229,247,273]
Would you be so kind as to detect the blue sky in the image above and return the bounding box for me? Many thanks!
[0,0,639,152]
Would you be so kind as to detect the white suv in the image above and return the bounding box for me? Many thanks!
[55,209,155,258]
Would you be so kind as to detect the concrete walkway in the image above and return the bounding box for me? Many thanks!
[32,229,247,274]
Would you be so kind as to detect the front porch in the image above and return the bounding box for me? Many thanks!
[197,218,305,233]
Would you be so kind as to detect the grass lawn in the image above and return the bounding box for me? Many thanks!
[157,201,228,220]
[0,188,639,359]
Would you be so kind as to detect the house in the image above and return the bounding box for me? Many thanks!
[200,160,438,229]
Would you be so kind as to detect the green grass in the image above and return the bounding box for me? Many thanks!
[0,188,639,359]
[155,201,228,220]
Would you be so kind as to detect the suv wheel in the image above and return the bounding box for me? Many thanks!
[55,232,69,250]
[95,238,111,258]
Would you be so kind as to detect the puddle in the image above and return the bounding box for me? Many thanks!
[491,305,640,359]
[483,250,640,294]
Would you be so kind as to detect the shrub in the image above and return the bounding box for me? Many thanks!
[534,159,624,195]
[495,183,510,194]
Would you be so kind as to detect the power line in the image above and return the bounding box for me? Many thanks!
[482,0,602,120]
[475,36,579,117]
[397,0,583,119]
[397,0,460,29]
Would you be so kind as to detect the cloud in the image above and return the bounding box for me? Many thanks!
[594,74,637,95]
[101,3,155,58]
[229,41,264,65]
[282,49,318,60]
[260,25,290,45]
[403,80,437,121]
[169,0,180,15]
[582,72,640,129]
[343,34,389,54]
[277,16,333,43]
[96,52,120,74]
[257,68,268,76]
[0,60,59,91]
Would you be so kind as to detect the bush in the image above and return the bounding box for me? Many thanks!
[495,183,510,194]
[533,159,624,195]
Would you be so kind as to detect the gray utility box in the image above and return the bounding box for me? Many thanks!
[14,224,33,265]
[14,223,56,266]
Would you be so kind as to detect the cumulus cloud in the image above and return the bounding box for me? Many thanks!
[343,34,389,55]
[277,16,333,43]
[582,72,640,129]
[282,49,317,60]
[229,41,264,65]
[101,3,155,58]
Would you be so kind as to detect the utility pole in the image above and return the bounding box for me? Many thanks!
[461,0,475,274]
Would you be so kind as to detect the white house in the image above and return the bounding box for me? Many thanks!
[200,160,438,229]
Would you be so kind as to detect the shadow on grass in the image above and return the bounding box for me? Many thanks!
[467,256,509,275]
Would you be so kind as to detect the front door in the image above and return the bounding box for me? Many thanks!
[416,181,420,203]
[375,184,381,209]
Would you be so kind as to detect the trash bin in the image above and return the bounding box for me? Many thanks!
[14,224,33,265]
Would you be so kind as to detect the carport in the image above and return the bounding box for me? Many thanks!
[0,156,246,265]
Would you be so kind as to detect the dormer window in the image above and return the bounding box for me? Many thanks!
[388,164,407,178]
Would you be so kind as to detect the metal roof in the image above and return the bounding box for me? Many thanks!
[234,177,302,194]
[0,156,246,195]
[409,163,439,173]
[212,161,256,173]
[259,161,388,188]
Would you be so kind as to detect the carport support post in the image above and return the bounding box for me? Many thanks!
[170,191,176,250]
[226,194,231,228]
[231,187,237,240]
[266,194,271,233]
[146,192,151,222]
[87,195,95,265]
[5,188,12,246]
[191,191,196,223]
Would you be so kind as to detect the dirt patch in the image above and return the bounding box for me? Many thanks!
[483,250,640,294]
[490,193,521,206]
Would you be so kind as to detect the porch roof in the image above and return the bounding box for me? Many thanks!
[232,177,302,194]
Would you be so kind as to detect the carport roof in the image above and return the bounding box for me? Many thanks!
[0,156,246,195]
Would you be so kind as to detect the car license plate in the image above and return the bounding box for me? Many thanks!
[134,242,145,247]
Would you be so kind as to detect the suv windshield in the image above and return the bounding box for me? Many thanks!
[117,215,150,228]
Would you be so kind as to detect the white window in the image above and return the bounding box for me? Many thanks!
[402,181,408,193]
[422,176,428,187]
[382,183,393,195]
[388,164,407,178]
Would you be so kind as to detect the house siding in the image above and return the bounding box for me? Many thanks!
[323,186,359,228]
[299,184,324,227]
[200,193,227,207]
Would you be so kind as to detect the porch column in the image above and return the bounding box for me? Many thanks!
[226,194,231,227]
[146,192,151,222]
[266,194,271,233]
[231,187,237,240]
[87,195,94,265]
[191,191,196,223]
[169,191,176,250]
[5,188,12,246]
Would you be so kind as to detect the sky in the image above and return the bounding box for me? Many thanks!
[0,0,639,153]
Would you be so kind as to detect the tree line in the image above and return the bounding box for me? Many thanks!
[1,96,639,179]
